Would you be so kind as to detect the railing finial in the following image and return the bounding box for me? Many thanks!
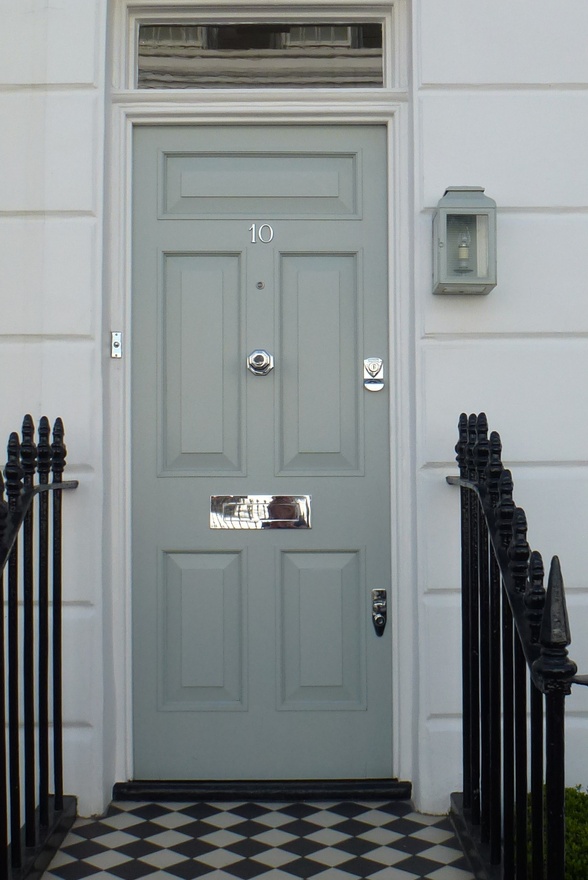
[5,431,23,510]
[525,550,546,644]
[497,469,515,548]
[51,418,67,479]
[21,414,37,485]
[508,507,530,593]
[532,556,577,693]
[0,472,7,544]
[474,412,490,484]
[37,416,51,479]
[466,413,478,481]
[488,431,503,507]
[456,413,468,477]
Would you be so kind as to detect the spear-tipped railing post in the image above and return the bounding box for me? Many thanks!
[21,414,38,847]
[456,414,472,810]
[532,556,577,880]
[0,472,7,878]
[37,416,52,827]
[51,418,66,811]
[5,432,23,868]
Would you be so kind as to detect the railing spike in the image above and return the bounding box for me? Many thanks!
[532,556,577,693]
[541,557,571,649]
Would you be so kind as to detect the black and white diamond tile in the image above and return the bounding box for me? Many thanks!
[43,800,474,880]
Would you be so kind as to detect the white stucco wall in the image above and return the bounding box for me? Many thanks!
[414,0,588,810]
[0,0,108,816]
[1,0,587,819]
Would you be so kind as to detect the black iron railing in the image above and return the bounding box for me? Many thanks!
[1,416,78,880]
[448,413,588,880]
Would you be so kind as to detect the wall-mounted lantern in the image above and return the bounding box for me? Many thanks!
[433,186,497,295]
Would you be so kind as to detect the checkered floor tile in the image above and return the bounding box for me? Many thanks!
[43,800,474,879]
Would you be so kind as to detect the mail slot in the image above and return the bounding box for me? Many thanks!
[210,495,311,529]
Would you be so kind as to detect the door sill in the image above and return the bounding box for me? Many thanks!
[113,779,412,802]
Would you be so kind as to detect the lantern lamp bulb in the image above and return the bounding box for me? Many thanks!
[457,226,472,272]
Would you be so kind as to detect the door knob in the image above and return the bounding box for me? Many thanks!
[247,349,274,375]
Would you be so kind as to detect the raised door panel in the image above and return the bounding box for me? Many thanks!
[161,151,359,218]
[278,253,361,474]
[279,551,365,709]
[161,253,244,475]
[160,551,246,710]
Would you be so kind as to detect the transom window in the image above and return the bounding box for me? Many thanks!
[137,22,383,88]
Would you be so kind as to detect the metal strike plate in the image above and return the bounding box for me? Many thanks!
[372,589,387,636]
[364,357,384,391]
[111,331,122,359]
[211,495,311,530]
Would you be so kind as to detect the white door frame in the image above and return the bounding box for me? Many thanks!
[106,0,416,788]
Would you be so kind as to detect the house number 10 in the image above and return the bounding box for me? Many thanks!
[249,223,274,243]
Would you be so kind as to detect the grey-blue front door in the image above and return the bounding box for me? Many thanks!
[132,125,392,779]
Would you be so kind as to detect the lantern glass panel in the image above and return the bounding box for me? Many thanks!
[446,213,490,280]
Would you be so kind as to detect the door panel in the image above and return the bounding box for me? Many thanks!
[132,125,392,780]
[163,254,244,473]
[279,253,360,473]
[162,551,245,709]
[162,150,359,217]
[279,550,364,709]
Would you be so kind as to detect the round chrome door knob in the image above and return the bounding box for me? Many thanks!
[247,349,274,375]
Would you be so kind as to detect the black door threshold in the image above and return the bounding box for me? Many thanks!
[113,779,412,802]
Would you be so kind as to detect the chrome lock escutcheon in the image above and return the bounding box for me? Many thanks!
[364,357,384,391]
[247,349,274,376]
[371,589,387,637]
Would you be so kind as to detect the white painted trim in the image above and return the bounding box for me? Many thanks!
[106,0,415,790]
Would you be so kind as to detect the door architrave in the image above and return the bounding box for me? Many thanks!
[106,0,416,789]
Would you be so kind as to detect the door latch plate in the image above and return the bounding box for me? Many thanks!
[111,331,122,359]
[372,589,387,636]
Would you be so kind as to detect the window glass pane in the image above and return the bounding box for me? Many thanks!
[138,23,383,88]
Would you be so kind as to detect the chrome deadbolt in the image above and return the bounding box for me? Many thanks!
[247,349,274,375]
[364,357,384,391]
